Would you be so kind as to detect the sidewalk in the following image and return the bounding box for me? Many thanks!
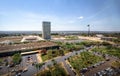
[36,53,43,63]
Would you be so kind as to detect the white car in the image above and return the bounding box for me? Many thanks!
[23,67,28,72]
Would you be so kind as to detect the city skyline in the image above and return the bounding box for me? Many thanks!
[0,0,120,31]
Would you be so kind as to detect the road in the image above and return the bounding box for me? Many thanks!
[0,46,93,76]
[19,49,86,76]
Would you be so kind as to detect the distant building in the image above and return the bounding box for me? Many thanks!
[42,21,51,40]
[100,37,116,41]
[96,34,104,38]
[21,35,43,42]
[0,40,14,45]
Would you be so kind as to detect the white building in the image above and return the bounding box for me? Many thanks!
[42,21,51,40]
[21,35,44,42]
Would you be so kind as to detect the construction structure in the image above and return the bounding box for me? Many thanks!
[42,21,51,40]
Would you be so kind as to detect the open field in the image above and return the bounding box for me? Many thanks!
[0,36,22,43]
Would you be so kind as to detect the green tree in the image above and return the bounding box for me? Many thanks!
[12,53,21,64]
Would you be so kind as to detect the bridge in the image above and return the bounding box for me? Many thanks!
[21,50,41,55]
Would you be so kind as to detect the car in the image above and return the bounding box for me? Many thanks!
[27,56,31,60]
[10,63,15,67]
[96,63,100,66]
[72,70,76,75]
[23,67,28,72]
[16,72,21,76]
[11,69,16,73]
[0,66,3,69]
[97,72,102,76]
[105,67,111,71]
[93,64,97,68]
[92,65,96,68]
[101,61,105,64]
[101,70,106,75]
[94,73,97,76]
[80,68,88,73]
[106,58,110,61]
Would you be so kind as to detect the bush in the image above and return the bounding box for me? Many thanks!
[12,53,22,64]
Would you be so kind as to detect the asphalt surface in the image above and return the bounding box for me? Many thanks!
[19,49,86,76]
[2,46,115,76]
[84,53,119,76]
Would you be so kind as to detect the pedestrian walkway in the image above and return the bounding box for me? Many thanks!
[36,53,43,63]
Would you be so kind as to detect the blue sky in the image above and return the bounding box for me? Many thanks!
[0,0,120,31]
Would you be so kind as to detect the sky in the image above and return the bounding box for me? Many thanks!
[0,0,120,31]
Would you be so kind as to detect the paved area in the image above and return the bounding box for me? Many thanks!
[0,46,119,76]
[84,56,117,76]
[36,53,43,63]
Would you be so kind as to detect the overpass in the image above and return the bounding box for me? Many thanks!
[21,50,40,55]
[0,45,59,57]
[21,51,38,55]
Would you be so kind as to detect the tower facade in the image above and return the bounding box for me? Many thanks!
[42,21,51,40]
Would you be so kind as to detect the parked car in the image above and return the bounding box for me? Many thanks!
[16,72,21,76]
[0,66,3,69]
[11,69,16,73]
[106,58,110,61]
[23,67,28,72]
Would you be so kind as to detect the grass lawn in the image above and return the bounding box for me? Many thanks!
[68,51,104,72]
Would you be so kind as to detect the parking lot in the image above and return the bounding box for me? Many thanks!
[0,54,38,76]
[84,56,119,76]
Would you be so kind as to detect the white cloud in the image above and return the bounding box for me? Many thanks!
[78,16,84,19]
[68,20,75,23]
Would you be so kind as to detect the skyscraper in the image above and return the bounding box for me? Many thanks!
[42,21,51,40]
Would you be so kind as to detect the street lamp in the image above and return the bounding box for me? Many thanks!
[87,25,90,37]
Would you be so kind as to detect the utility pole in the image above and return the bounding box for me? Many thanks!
[87,25,90,37]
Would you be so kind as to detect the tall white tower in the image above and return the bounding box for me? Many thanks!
[42,21,51,40]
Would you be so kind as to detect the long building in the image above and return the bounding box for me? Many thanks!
[42,21,51,40]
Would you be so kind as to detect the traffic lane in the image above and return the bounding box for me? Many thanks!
[20,54,38,76]
[0,66,8,75]
[63,61,76,76]
[40,49,85,75]
[21,64,37,76]
[21,54,37,67]
[40,58,76,76]
[23,48,89,75]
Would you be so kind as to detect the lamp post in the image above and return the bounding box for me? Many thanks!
[87,25,90,37]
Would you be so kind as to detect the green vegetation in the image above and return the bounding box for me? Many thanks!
[34,63,44,74]
[41,41,101,61]
[41,49,62,61]
[0,58,3,65]
[112,38,120,44]
[35,63,43,70]
[65,35,79,40]
[12,53,22,64]
[36,62,67,76]
[91,46,120,58]
[111,61,120,69]
[68,51,104,73]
